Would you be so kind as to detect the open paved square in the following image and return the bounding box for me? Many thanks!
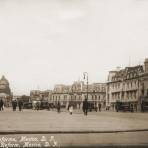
[0,108,148,132]
[0,109,148,147]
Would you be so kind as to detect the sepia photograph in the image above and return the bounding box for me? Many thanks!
[0,0,148,147]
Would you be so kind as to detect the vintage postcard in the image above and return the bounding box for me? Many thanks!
[0,0,148,147]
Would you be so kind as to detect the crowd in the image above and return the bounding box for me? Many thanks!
[0,98,102,116]
[12,99,23,111]
[56,99,102,116]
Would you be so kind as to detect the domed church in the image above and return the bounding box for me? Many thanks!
[0,75,11,107]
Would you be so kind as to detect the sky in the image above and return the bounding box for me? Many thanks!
[0,0,148,95]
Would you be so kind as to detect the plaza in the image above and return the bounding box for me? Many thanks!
[0,109,148,147]
[0,109,148,132]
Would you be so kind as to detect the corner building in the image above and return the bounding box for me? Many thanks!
[106,58,148,111]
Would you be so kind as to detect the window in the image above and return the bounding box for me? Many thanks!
[85,95,87,99]
[118,83,120,88]
[127,82,129,88]
[79,96,81,100]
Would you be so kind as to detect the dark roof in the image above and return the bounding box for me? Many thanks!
[111,65,144,81]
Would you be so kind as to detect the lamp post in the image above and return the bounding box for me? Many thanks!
[83,72,88,101]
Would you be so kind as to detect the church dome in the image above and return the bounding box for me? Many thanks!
[0,75,11,95]
[0,75,9,85]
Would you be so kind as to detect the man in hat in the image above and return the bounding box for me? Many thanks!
[83,99,88,116]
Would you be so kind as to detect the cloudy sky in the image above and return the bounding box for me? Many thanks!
[0,0,148,95]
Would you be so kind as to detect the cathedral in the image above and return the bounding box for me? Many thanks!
[0,75,11,106]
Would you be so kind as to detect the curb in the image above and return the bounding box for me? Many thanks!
[0,129,148,135]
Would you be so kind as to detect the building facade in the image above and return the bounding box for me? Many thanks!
[49,81,106,110]
[140,59,148,101]
[30,81,106,110]
[106,58,148,111]
[30,90,52,101]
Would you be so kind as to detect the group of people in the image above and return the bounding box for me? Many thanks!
[0,98,24,112]
[56,99,102,116]
[56,101,74,115]
[12,99,23,111]
[1,98,102,115]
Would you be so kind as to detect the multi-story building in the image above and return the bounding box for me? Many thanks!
[30,80,106,110]
[106,58,148,111]
[30,90,52,101]
[140,58,148,100]
[49,84,71,108]
[49,81,106,109]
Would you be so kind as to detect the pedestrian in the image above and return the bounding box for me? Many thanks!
[1,99,4,110]
[12,99,14,111]
[14,99,17,111]
[57,101,61,113]
[98,102,101,112]
[130,104,134,112]
[36,101,40,111]
[12,99,17,111]
[18,99,23,111]
[0,99,4,111]
[69,104,73,115]
[83,99,88,116]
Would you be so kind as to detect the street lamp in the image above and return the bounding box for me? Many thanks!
[83,72,88,101]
